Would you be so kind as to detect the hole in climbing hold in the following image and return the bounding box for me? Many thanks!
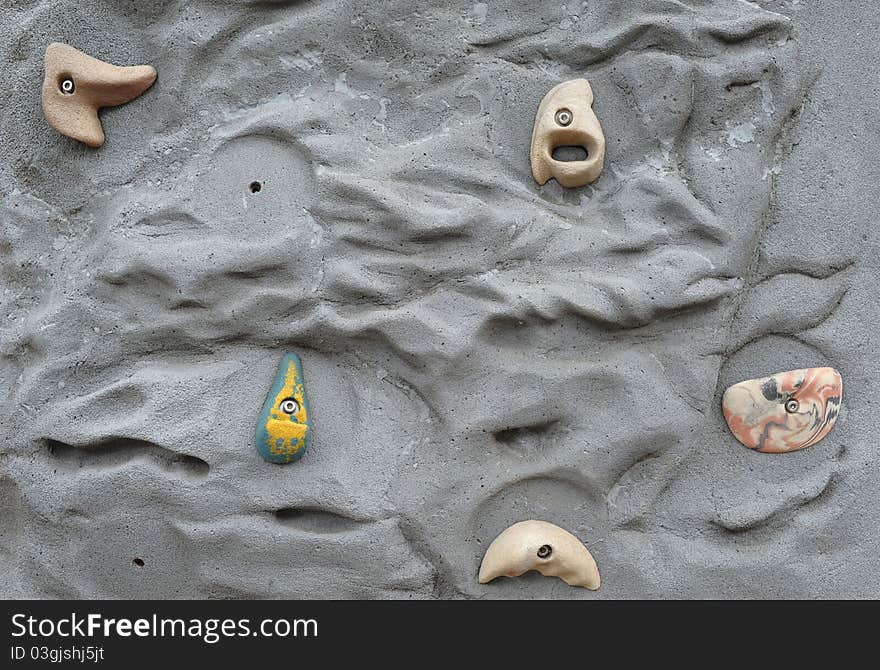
[249,181,262,193]
[555,108,573,126]
[537,544,552,559]
[59,77,75,95]
[132,558,145,567]
[552,146,588,162]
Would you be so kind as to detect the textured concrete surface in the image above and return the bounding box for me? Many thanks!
[1,0,877,599]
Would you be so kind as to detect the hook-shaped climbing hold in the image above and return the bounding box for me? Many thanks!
[42,43,157,148]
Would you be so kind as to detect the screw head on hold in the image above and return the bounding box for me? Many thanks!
[785,399,800,414]
[554,108,572,126]
[59,77,75,95]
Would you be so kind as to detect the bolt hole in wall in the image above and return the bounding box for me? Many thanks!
[551,146,588,162]
[132,558,145,567]
[249,180,262,193]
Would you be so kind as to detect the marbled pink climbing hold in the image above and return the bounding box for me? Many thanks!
[722,367,842,453]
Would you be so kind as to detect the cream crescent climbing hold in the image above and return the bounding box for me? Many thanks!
[530,78,605,188]
[722,367,842,454]
[479,520,600,590]
[41,42,157,148]
[255,353,311,464]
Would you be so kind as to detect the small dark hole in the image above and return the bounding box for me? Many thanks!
[537,544,552,559]
[132,558,145,567]
[552,146,588,162]
[249,181,262,193]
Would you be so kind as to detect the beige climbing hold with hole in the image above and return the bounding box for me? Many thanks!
[478,520,600,590]
[530,79,605,188]
[42,43,157,148]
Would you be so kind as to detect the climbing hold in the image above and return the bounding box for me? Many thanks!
[722,367,842,453]
[530,79,605,188]
[41,42,157,148]
[479,520,600,590]
[255,353,311,464]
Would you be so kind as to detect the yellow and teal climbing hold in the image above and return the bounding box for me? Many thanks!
[256,353,310,464]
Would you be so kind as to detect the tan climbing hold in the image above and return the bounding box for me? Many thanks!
[530,79,605,188]
[479,520,600,590]
[41,43,157,148]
